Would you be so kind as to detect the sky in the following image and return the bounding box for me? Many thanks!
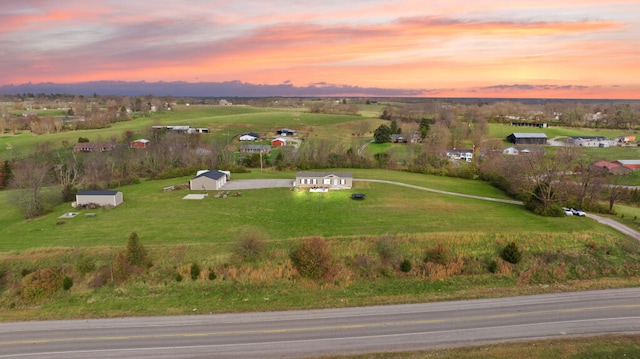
[2,0,640,99]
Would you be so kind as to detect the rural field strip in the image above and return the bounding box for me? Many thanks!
[359,179,640,241]
[221,178,640,241]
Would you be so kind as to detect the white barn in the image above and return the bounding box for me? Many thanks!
[189,170,230,191]
[76,190,124,207]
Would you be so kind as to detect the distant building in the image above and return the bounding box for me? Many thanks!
[130,139,150,149]
[592,161,632,175]
[446,149,473,162]
[295,172,352,190]
[240,145,271,154]
[613,160,640,171]
[73,142,115,153]
[189,170,229,191]
[271,138,287,147]
[76,190,123,207]
[506,133,547,145]
[277,128,297,136]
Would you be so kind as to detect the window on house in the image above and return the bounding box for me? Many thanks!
[323,179,331,185]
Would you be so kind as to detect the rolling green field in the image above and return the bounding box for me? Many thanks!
[1,105,640,328]
[0,170,620,252]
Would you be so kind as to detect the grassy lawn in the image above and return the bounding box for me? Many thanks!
[0,170,616,251]
[320,334,640,359]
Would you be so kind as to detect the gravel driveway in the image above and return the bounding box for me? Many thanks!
[221,179,294,190]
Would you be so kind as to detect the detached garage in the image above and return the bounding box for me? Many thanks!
[189,170,229,191]
[76,190,124,207]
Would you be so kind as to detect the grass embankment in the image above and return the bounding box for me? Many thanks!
[320,334,640,359]
[1,171,639,321]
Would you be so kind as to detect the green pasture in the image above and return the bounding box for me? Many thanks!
[0,170,622,252]
[0,105,378,159]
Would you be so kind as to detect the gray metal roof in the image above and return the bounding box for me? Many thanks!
[296,172,353,178]
[77,190,120,196]
[195,170,226,180]
[511,133,547,138]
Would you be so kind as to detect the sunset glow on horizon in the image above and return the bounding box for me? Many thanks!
[2,1,640,99]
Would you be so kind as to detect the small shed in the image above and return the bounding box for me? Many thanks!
[189,170,229,191]
[76,190,123,207]
[506,133,547,145]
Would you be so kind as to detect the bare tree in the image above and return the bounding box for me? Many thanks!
[9,159,53,219]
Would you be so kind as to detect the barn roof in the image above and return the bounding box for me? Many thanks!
[510,133,547,138]
[77,190,120,196]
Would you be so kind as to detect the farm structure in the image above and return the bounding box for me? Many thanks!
[592,161,632,175]
[130,139,150,148]
[240,145,271,154]
[506,133,547,145]
[73,142,115,153]
[189,170,230,191]
[295,172,352,190]
[613,160,640,171]
[76,190,123,207]
[271,138,287,147]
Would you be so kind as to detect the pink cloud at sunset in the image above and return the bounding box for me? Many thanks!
[1,1,639,99]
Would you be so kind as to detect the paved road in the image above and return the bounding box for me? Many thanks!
[1,288,639,358]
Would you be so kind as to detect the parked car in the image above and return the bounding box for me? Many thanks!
[571,208,586,217]
[562,207,574,216]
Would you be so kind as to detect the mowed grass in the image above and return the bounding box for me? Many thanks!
[320,334,640,359]
[0,170,622,252]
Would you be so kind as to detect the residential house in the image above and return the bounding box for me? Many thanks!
[566,136,610,147]
[239,132,260,141]
[151,125,209,134]
[73,142,115,153]
[592,161,632,175]
[271,138,287,147]
[295,172,353,190]
[189,170,230,191]
[391,134,407,143]
[219,99,232,106]
[277,128,297,136]
[130,139,150,149]
[613,160,640,171]
[510,121,548,128]
[76,190,123,207]
[506,133,547,145]
[240,144,271,154]
[446,149,473,162]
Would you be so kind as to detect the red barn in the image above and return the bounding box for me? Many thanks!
[130,139,150,149]
[271,138,286,147]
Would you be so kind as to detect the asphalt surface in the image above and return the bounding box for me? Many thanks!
[1,288,639,358]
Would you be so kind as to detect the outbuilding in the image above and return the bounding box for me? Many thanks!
[506,133,547,145]
[189,170,229,191]
[76,190,123,207]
